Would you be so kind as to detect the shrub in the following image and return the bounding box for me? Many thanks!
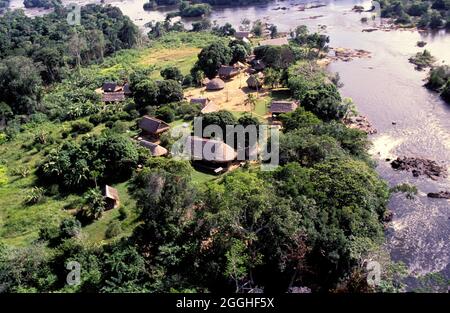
[105,220,122,239]
[24,187,46,205]
[11,166,31,178]
[172,102,201,120]
[38,224,60,242]
[160,66,183,82]
[0,166,7,186]
[71,120,94,134]
[89,114,103,126]
[118,206,128,221]
[156,106,175,122]
[427,65,450,90]
[59,217,82,239]
[0,133,7,144]
[182,74,194,87]
[111,121,129,133]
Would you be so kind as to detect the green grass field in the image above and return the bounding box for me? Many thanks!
[98,32,223,81]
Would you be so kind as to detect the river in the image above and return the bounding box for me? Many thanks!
[8,0,450,290]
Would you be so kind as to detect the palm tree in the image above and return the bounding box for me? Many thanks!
[249,74,261,96]
[244,94,257,114]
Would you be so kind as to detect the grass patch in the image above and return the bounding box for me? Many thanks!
[139,47,200,80]
[191,170,216,185]
[83,181,138,244]
[97,32,222,80]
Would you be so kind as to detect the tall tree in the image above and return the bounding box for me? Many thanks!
[0,56,43,115]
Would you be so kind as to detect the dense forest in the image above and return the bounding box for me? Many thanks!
[0,4,407,293]
[380,0,450,28]
[0,5,138,117]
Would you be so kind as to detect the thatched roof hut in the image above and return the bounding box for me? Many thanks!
[206,78,225,91]
[246,72,264,89]
[103,185,120,210]
[269,100,299,114]
[234,61,246,69]
[102,82,119,92]
[184,136,236,163]
[100,82,130,102]
[218,66,239,80]
[259,37,289,46]
[252,60,266,72]
[234,31,252,40]
[102,92,125,103]
[122,83,131,95]
[139,139,168,157]
[190,97,209,107]
[201,101,220,114]
[139,116,170,135]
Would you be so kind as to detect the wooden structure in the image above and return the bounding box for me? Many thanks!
[190,97,209,107]
[218,66,240,80]
[103,185,120,210]
[102,92,125,103]
[269,100,299,117]
[206,78,225,91]
[200,101,220,114]
[251,60,266,72]
[259,37,289,46]
[184,136,237,174]
[246,72,264,89]
[189,97,220,114]
[138,116,170,139]
[234,31,252,40]
[138,139,168,157]
[102,82,121,92]
[100,81,130,103]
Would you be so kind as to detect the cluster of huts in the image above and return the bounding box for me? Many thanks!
[98,33,298,179]
[135,115,237,174]
[201,33,290,94]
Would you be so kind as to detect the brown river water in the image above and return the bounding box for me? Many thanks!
[7,0,450,289]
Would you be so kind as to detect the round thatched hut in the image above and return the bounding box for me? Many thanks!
[246,73,264,89]
[206,78,225,91]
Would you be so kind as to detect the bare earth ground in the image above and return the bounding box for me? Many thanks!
[185,72,270,118]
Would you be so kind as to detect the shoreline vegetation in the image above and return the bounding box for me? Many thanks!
[426,64,450,103]
[2,1,448,293]
[408,49,436,70]
[380,0,450,30]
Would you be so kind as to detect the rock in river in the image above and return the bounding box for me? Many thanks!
[427,191,450,199]
[391,157,447,180]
